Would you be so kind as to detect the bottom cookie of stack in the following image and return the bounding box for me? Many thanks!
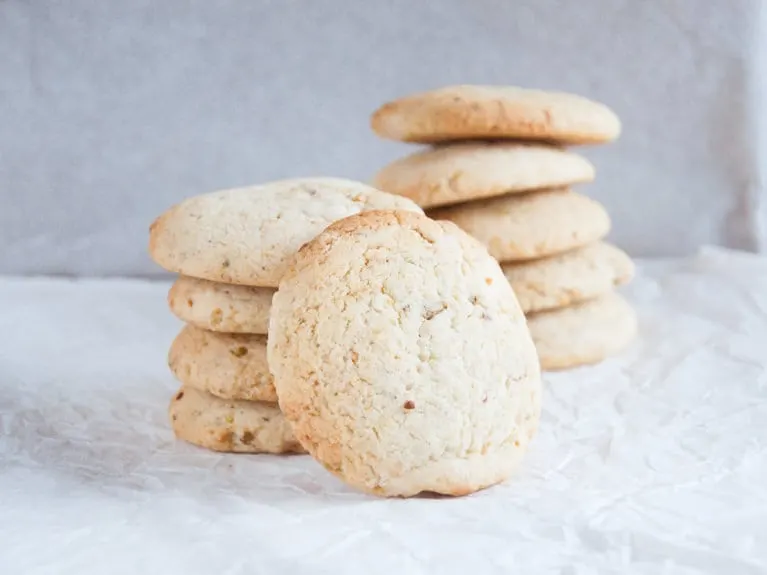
[169,386,304,454]
[526,292,637,371]
[166,323,304,454]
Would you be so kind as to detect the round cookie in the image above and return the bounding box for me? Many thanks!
[373,142,595,209]
[169,386,305,454]
[168,275,273,334]
[149,177,423,287]
[429,188,610,262]
[502,242,635,313]
[268,210,542,497]
[370,85,621,144]
[168,325,276,402]
[527,292,637,371]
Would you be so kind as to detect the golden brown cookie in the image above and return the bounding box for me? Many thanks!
[371,85,621,144]
[527,292,637,371]
[168,276,273,334]
[168,325,276,402]
[502,242,634,313]
[373,142,595,208]
[429,188,610,262]
[268,210,541,497]
[149,177,422,287]
[169,386,304,454]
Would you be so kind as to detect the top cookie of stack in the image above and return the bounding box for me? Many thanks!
[151,176,423,333]
[371,85,636,370]
[148,177,423,454]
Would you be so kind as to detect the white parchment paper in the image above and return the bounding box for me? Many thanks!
[1,247,766,574]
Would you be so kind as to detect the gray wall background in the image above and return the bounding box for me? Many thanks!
[1,0,765,277]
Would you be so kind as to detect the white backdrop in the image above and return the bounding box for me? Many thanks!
[1,0,765,277]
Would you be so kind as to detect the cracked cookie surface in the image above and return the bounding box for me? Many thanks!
[268,210,542,497]
[149,177,423,287]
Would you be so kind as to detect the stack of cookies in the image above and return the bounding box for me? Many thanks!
[370,85,637,371]
[149,176,546,498]
[148,177,423,454]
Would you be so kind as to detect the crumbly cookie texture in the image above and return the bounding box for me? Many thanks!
[169,386,305,454]
[373,142,595,208]
[168,275,274,334]
[149,177,423,287]
[168,324,276,402]
[527,292,637,371]
[429,188,610,262]
[502,242,635,313]
[371,85,621,144]
[268,210,542,497]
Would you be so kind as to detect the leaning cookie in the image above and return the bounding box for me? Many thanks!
[168,325,276,402]
[373,142,595,209]
[268,210,542,497]
[527,292,637,371]
[429,188,610,262]
[149,177,423,288]
[168,275,273,334]
[169,386,305,454]
[371,84,621,144]
[502,242,635,313]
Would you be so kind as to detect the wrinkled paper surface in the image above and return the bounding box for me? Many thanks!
[1,247,766,574]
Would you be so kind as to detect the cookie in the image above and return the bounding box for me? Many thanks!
[168,275,273,334]
[268,210,542,497]
[149,177,423,287]
[502,242,634,313]
[527,292,637,371]
[429,188,610,262]
[168,324,276,402]
[373,142,595,209]
[371,85,621,144]
[168,386,304,454]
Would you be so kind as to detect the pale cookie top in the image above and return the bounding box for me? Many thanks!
[502,242,635,313]
[429,188,611,262]
[268,210,542,497]
[169,386,304,454]
[168,324,276,403]
[370,85,621,144]
[168,275,274,334]
[149,177,423,287]
[373,142,595,209]
[528,292,637,371]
